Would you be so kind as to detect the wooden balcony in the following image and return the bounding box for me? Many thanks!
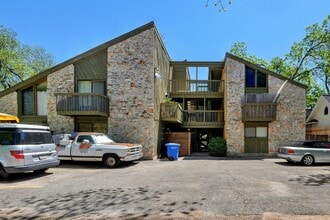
[241,93,277,122]
[170,80,224,98]
[56,93,109,117]
[182,110,224,128]
[160,102,183,124]
[242,103,276,122]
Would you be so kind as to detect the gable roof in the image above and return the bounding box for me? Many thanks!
[0,21,167,97]
[224,53,307,89]
[306,95,330,122]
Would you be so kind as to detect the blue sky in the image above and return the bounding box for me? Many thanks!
[1,0,329,64]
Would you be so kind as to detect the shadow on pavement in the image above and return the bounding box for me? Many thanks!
[57,160,139,170]
[0,171,52,183]
[289,173,330,186]
[183,154,274,161]
[0,186,208,219]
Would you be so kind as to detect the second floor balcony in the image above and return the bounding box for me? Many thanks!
[182,110,224,128]
[56,93,109,117]
[160,102,224,128]
[170,80,224,98]
[241,93,277,122]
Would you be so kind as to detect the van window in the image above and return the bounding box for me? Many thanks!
[0,130,53,145]
[0,132,19,145]
[21,131,53,145]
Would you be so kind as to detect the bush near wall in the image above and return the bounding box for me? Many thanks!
[208,137,227,157]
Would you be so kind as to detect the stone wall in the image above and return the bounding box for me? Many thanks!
[107,28,163,159]
[223,57,245,155]
[47,65,75,134]
[224,57,306,155]
[268,76,306,154]
[0,92,18,116]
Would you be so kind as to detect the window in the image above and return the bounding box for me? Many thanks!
[78,80,105,94]
[21,81,48,116]
[37,82,47,116]
[324,107,328,115]
[245,126,267,138]
[245,67,255,88]
[76,135,94,144]
[245,66,267,88]
[22,87,33,115]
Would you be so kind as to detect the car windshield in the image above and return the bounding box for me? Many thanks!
[94,134,115,144]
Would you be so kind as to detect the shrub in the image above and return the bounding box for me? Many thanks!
[208,137,227,157]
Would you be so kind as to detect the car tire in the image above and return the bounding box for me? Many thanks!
[103,155,120,168]
[0,165,9,179]
[301,155,314,166]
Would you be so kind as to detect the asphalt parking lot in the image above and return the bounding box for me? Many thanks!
[1,156,330,219]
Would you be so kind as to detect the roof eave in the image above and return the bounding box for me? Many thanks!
[225,52,308,90]
[0,21,156,97]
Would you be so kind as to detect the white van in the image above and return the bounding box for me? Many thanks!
[0,123,59,179]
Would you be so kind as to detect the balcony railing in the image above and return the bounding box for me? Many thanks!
[183,110,224,128]
[56,93,109,117]
[170,80,224,97]
[242,104,276,122]
[160,102,183,124]
[241,93,277,122]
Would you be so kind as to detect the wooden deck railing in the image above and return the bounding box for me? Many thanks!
[241,93,277,122]
[242,103,276,122]
[183,110,224,128]
[160,102,183,124]
[170,80,224,96]
[56,93,109,116]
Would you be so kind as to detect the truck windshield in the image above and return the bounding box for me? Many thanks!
[94,134,114,144]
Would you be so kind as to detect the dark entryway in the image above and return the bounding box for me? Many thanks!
[191,128,223,153]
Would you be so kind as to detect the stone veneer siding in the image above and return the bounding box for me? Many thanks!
[268,76,306,154]
[223,57,245,155]
[0,92,18,116]
[107,28,164,159]
[224,57,306,155]
[47,65,75,134]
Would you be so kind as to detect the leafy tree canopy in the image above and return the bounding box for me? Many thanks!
[0,25,56,91]
[229,15,330,109]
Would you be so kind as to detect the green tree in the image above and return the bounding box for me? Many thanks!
[229,15,330,108]
[0,25,55,90]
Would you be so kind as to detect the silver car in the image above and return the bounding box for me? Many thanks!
[0,123,60,179]
[277,141,330,166]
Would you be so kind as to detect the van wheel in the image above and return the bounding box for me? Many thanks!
[34,168,49,174]
[0,165,9,179]
[103,155,120,168]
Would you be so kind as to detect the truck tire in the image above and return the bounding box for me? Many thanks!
[103,155,120,168]
[0,165,10,179]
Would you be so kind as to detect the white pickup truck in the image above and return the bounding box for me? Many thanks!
[56,132,143,168]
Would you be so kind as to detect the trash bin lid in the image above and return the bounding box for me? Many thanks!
[165,143,180,147]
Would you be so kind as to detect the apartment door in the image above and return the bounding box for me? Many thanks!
[244,123,268,153]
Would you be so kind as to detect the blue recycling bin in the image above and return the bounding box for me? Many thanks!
[165,143,180,161]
